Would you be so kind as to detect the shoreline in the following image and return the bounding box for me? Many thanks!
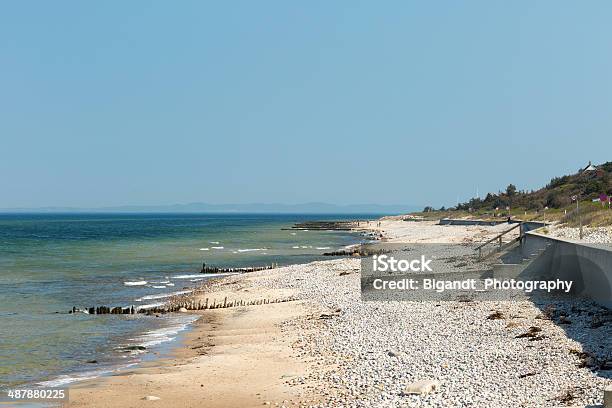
[66,218,610,407]
[67,265,324,407]
[4,217,368,396]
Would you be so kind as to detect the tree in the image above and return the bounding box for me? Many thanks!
[506,184,517,197]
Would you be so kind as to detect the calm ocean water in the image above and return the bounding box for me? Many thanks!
[0,213,371,390]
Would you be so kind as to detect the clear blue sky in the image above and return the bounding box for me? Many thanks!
[1,1,611,209]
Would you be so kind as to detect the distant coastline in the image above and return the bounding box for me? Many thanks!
[0,202,417,215]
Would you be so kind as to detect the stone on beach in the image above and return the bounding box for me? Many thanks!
[123,345,146,351]
[178,307,188,312]
[605,385,612,408]
[403,379,440,395]
[143,395,161,401]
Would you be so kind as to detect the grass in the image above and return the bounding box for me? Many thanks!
[560,201,612,227]
[413,200,612,228]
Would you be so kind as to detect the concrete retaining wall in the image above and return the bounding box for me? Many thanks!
[439,219,508,226]
[522,232,612,309]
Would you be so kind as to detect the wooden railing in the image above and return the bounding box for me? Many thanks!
[475,222,523,258]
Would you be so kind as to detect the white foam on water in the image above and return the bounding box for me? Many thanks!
[199,248,209,251]
[38,373,103,387]
[190,278,203,282]
[209,241,220,244]
[152,285,166,289]
[151,280,170,284]
[129,315,198,347]
[237,248,267,252]
[166,283,175,286]
[123,281,148,286]
[211,246,224,249]
[36,314,199,387]
[290,232,297,235]
[172,274,204,279]
[37,364,138,387]
[316,247,331,250]
[136,302,165,310]
[135,290,192,302]
[172,272,236,279]
[124,280,147,286]
[292,246,300,249]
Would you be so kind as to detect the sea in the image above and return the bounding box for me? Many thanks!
[0,213,373,391]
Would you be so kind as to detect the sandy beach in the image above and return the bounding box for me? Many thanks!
[67,219,611,408]
[353,218,521,244]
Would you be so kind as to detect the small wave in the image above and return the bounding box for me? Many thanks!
[211,246,224,249]
[290,232,297,235]
[316,247,331,250]
[173,274,204,279]
[136,302,165,310]
[151,280,170,284]
[173,273,236,279]
[129,316,198,347]
[39,373,105,387]
[237,248,267,253]
[292,246,300,249]
[210,241,220,244]
[190,278,203,282]
[152,285,166,289]
[135,290,192,301]
[124,281,147,286]
[199,248,209,251]
[37,364,137,387]
[166,283,175,286]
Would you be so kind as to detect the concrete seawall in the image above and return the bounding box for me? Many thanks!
[522,231,612,309]
[438,219,547,231]
[438,218,507,226]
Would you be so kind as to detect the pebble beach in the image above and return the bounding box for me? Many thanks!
[67,220,611,408]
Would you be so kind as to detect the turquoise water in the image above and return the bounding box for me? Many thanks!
[0,213,370,389]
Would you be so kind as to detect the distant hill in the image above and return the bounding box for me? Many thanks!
[1,202,417,215]
[450,161,612,212]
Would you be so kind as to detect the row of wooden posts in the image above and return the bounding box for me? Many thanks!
[201,263,277,274]
[68,263,284,315]
[69,296,296,315]
[69,305,137,315]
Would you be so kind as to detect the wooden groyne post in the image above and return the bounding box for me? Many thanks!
[200,263,277,274]
[68,297,297,315]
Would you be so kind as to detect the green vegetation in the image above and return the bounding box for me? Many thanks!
[417,161,612,226]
